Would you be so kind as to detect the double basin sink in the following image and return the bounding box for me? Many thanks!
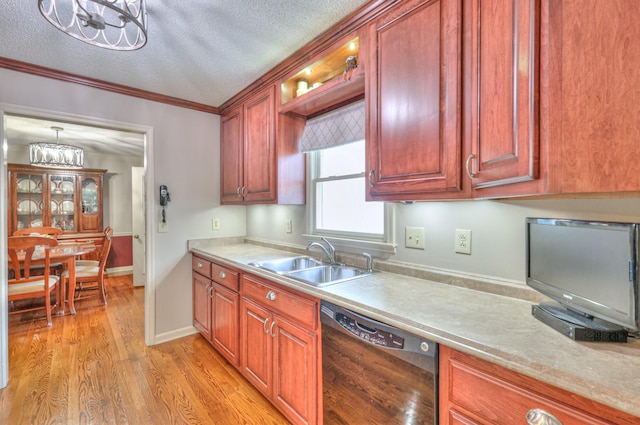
[249,256,373,287]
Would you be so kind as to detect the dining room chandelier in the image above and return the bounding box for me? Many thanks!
[30,127,84,169]
[38,0,148,51]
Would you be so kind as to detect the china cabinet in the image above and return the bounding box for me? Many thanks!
[7,163,106,235]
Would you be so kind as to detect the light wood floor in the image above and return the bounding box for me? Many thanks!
[1,274,290,424]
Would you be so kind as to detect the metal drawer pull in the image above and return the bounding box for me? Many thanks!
[266,290,277,301]
[218,271,226,279]
[263,318,270,334]
[269,320,277,337]
[526,408,563,425]
[197,262,203,268]
[465,154,477,179]
[368,169,375,188]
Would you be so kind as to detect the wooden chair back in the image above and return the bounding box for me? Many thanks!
[8,235,59,280]
[13,226,64,238]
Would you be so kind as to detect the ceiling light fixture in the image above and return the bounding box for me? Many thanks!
[38,0,148,51]
[30,127,84,169]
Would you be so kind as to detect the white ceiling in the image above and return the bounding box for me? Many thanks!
[0,0,370,157]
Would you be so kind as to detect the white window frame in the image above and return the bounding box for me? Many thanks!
[304,144,396,257]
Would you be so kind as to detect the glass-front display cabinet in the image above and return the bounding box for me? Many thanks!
[7,164,106,235]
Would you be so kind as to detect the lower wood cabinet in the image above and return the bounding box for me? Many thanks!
[439,345,638,425]
[241,273,319,425]
[192,255,240,367]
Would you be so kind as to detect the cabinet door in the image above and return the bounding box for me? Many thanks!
[10,170,45,234]
[272,316,317,425]
[211,283,239,367]
[243,85,277,203]
[192,272,212,341]
[221,107,244,204]
[241,298,272,396]
[49,174,77,232]
[366,0,462,201]
[78,174,103,232]
[466,0,540,189]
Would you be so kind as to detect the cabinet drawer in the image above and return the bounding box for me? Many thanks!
[192,256,212,278]
[442,347,615,425]
[242,274,317,330]
[211,263,239,291]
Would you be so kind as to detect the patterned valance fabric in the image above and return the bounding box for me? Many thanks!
[300,100,365,152]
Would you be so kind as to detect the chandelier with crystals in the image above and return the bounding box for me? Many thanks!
[30,127,84,169]
[38,0,148,51]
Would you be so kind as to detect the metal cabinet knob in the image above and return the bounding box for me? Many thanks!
[218,271,226,279]
[266,290,276,301]
[526,408,563,425]
[197,262,203,268]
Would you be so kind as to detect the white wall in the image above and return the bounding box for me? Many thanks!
[247,198,640,284]
[0,67,246,342]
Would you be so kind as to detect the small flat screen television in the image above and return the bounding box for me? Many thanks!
[526,218,639,335]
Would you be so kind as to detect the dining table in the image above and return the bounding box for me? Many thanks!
[16,241,97,315]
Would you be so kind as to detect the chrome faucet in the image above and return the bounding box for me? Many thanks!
[362,252,373,273]
[306,237,336,264]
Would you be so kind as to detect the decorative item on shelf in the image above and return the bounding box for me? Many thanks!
[30,127,84,169]
[296,79,309,97]
[38,0,147,51]
[344,55,358,81]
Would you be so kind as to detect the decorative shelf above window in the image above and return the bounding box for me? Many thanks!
[279,34,364,117]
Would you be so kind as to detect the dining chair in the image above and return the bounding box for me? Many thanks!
[75,226,113,269]
[13,226,65,276]
[7,235,61,326]
[61,227,113,306]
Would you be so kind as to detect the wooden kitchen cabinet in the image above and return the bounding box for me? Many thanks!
[365,0,464,201]
[467,0,640,198]
[7,163,106,235]
[191,255,240,367]
[464,0,540,190]
[240,273,319,425]
[439,345,639,425]
[220,85,306,205]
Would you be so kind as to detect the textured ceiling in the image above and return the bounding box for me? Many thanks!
[0,0,370,107]
[0,0,370,156]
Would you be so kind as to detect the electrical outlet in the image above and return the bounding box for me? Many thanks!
[212,218,220,230]
[158,221,169,233]
[455,229,472,254]
[405,227,425,250]
[285,219,293,234]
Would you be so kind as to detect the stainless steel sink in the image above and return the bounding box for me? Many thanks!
[249,256,324,273]
[286,265,372,287]
[249,256,373,287]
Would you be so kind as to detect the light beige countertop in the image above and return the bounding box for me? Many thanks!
[188,239,640,419]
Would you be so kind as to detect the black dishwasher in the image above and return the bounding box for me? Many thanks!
[320,301,438,424]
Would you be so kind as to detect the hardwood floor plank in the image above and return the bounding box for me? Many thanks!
[1,274,290,424]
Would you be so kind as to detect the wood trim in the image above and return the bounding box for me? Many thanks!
[0,56,219,115]
[218,0,402,114]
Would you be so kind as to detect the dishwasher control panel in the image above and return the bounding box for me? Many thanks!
[335,312,405,349]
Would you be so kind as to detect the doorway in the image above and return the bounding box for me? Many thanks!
[0,107,153,388]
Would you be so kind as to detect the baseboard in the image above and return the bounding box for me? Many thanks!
[154,326,200,344]
[106,266,133,277]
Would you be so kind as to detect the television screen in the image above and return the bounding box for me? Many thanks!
[526,218,639,332]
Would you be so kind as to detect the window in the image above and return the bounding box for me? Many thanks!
[309,140,389,243]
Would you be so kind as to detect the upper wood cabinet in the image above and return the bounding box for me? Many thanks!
[464,0,540,190]
[365,0,463,201]
[8,163,106,235]
[220,85,305,205]
[468,0,640,198]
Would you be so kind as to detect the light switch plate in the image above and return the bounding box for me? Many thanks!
[405,227,425,250]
